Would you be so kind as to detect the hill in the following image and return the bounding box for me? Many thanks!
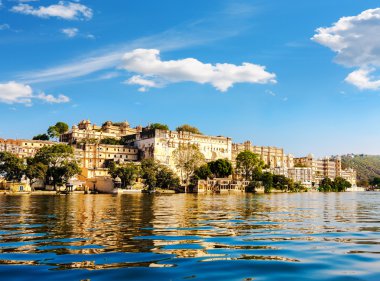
[341,154,380,184]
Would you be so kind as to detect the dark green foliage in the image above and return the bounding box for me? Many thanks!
[32,134,49,141]
[370,177,380,187]
[318,177,351,192]
[109,163,139,188]
[140,159,179,190]
[33,144,80,190]
[261,172,273,193]
[149,123,169,131]
[176,124,202,135]
[25,160,48,185]
[194,164,213,180]
[47,122,69,139]
[341,155,380,183]
[0,152,26,181]
[208,159,233,178]
[100,137,121,145]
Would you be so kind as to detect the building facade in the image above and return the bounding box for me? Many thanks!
[124,128,232,171]
[232,141,294,169]
[60,120,141,144]
[0,138,57,158]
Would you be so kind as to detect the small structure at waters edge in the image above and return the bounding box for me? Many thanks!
[197,179,255,193]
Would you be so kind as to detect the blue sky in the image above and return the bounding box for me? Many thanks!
[1,0,380,157]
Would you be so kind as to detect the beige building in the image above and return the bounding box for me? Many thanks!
[60,120,141,144]
[123,128,232,171]
[0,138,57,158]
[232,141,294,169]
[287,167,314,188]
[294,154,356,185]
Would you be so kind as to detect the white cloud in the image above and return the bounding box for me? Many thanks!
[0,81,70,104]
[0,81,33,104]
[121,49,276,92]
[312,8,380,90]
[345,68,380,90]
[126,75,163,92]
[0,23,10,30]
[11,1,92,20]
[61,27,78,37]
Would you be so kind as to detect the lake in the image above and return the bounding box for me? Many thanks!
[0,192,379,280]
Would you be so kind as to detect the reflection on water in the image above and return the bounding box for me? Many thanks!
[0,192,379,280]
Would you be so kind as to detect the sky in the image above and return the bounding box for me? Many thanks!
[1,0,380,157]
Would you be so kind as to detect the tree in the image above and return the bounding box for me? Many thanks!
[0,152,26,181]
[47,122,69,139]
[261,172,273,193]
[172,144,205,189]
[194,164,213,180]
[156,166,180,189]
[25,159,48,186]
[333,177,351,192]
[109,163,139,189]
[318,177,334,192]
[100,137,121,145]
[149,123,169,131]
[176,124,202,135]
[140,159,159,190]
[32,134,49,141]
[370,177,380,187]
[235,151,264,180]
[33,144,80,190]
[208,159,233,178]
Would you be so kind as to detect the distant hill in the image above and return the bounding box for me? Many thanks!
[341,155,380,183]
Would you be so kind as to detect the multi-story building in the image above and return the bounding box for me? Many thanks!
[232,141,294,169]
[60,120,141,144]
[74,143,139,179]
[124,128,232,171]
[287,167,314,188]
[294,154,356,185]
[0,138,57,158]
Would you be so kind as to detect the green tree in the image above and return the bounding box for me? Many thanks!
[149,123,169,131]
[0,152,26,181]
[33,144,80,190]
[235,151,264,180]
[25,159,48,186]
[140,159,159,190]
[194,164,213,180]
[47,122,69,139]
[100,137,121,145]
[172,144,205,189]
[333,177,351,192]
[156,166,180,189]
[32,134,50,141]
[318,177,334,192]
[109,163,139,188]
[370,177,380,187]
[176,124,202,135]
[261,172,273,193]
[208,159,233,178]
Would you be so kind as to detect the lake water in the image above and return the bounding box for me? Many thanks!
[0,192,379,281]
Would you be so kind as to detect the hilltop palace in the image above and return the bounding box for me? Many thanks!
[0,119,356,191]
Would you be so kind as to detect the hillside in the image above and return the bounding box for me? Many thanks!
[341,155,380,183]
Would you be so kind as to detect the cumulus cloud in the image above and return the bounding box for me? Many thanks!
[10,1,93,20]
[0,81,70,105]
[121,49,276,92]
[61,27,78,37]
[312,8,380,90]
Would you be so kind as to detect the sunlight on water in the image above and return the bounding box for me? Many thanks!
[0,192,379,280]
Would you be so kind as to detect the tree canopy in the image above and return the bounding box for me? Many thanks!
[318,177,351,192]
[176,124,202,135]
[235,151,264,180]
[208,159,233,178]
[100,137,121,145]
[32,134,50,141]
[47,122,69,139]
[0,152,26,181]
[140,159,179,190]
[109,162,139,189]
[172,144,205,187]
[33,144,80,190]
[149,123,169,131]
